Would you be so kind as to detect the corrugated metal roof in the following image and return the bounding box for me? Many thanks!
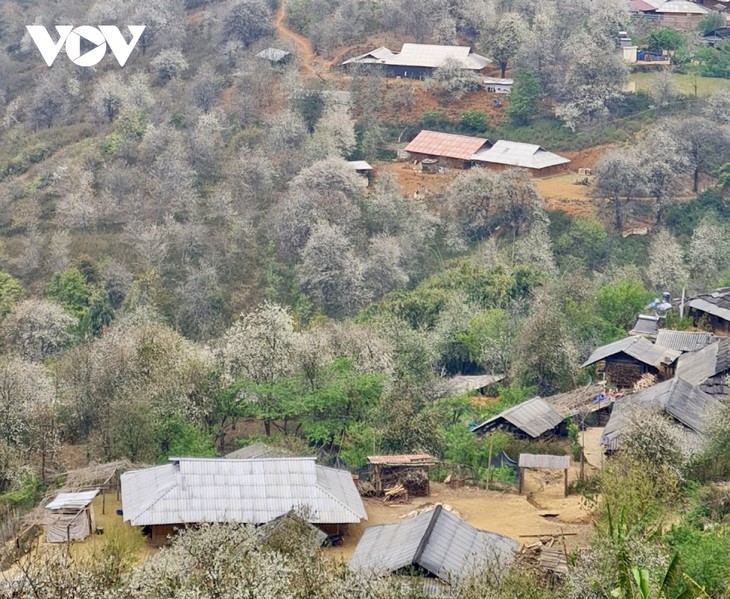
[675,338,730,392]
[367,454,437,466]
[349,506,517,579]
[387,44,490,69]
[688,297,730,322]
[347,160,373,171]
[655,330,716,353]
[120,458,366,527]
[581,336,681,369]
[630,315,659,336]
[442,374,504,395]
[255,48,291,62]
[656,0,709,13]
[518,454,570,470]
[405,130,489,161]
[46,489,99,511]
[225,442,295,460]
[471,397,565,438]
[601,378,722,452]
[471,140,570,170]
[483,77,513,85]
[630,0,660,10]
[545,384,613,417]
[341,46,395,65]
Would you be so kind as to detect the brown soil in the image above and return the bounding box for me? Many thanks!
[328,478,595,562]
[376,160,459,198]
[274,6,318,78]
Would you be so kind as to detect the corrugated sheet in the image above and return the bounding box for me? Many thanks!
[471,140,570,170]
[341,46,395,65]
[442,374,504,395]
[121,458,366,527]
[387,44,490,69]
[688,297,730,322]
[349,506,517,580]
[581,336,680,369]
[255,48,290,62]
[630,315,659,336]
[46,489,99,511]
[225,442,294,460]
[675,339,730,388]
[367,454,437,466]
[601,378,721,452]
[655,330,716,353]
[405,130,489,161]
[471,397,565,438]
[545,384,613,417]
[347,160,373,171]
[518,454,570,470]
[657,0,709,13]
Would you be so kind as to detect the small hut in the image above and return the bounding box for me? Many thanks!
[517,454,570,497]
[367,454,437,496]
[44,489,100,543]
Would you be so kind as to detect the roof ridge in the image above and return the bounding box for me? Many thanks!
[129,479,178,523]
[413,505,442,566]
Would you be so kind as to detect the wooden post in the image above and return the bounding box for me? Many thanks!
[102,491,106,515]
[518,467,524,494]
[486,436,494,491]
[564,468,568,497]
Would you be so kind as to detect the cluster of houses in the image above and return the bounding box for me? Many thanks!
[629,0,727,31]
[471,288,730,458]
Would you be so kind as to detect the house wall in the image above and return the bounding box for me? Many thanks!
[385,65,434,79]
[409,153,471,169]
[474,162,567,177]
[690,309,730,335]
[149,524,179,546]
[660,13,707,31]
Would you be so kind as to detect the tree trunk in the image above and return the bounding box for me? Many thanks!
[693,167,699,193]
[613,197,623,233]
[500,62,507,78]
[264,420,271,436]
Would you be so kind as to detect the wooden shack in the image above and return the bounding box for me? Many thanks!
[517,454,570,497]
[366,454,437,496]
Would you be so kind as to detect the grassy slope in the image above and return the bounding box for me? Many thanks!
[629,72,730,96]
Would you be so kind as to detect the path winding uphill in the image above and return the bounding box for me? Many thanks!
[274,6,318,78]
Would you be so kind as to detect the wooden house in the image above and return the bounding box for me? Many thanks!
[403,130,490,169]
[687,288,730,334]
[471,397,566,439]
[676,337,730,396]
[581,336,681,388]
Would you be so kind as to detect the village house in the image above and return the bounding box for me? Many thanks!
[471,140,571,176]
[404,130,491,170]
[346,160,374,184]
[255,47,292,65]
[341,44,490,78]
[654,330,717,354]
[629,0,713,30]
[629,314,660,337]
[483,77,514,93]
[471,397,566,439]
[120,457,366,545]
[686,288,730,334]
[675,337,730,395]
[601,377,722,453]
[349,505,517,589]
[581,336,681,388]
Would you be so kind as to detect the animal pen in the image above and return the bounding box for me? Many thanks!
[517,454,570,497]
[366,454,438,497]
[44,489,100,543]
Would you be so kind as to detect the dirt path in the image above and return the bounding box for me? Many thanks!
[274,6,317,78]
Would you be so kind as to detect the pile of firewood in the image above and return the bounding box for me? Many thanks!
[380,469,429,497]
[356,479,377,497]
[384,484,408,503]
[633,372,658,391]
[517,535,570,575]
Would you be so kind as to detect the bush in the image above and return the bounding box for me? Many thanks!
[490,464,517,485]
[459,111,488,134]
[665,525,730,595]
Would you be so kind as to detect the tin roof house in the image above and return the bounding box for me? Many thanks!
[121,457,366,544]
[471,140,570,176]
[349,505,517,585]
[687,288,730,334]
[675,337,730,396]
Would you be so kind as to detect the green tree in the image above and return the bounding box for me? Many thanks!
[646,28,686,53]
[596,279,652,332]
[45,268,91,320]
[459,110,488,134]
[507,68,540,125]
[698,11,726,36]
[0,271,23,319]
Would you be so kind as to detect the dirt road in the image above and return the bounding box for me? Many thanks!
[274,6,316,78]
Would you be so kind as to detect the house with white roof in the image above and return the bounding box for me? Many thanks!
[471,140,570,176]
[120,457,367,545]
[342,43,490,78]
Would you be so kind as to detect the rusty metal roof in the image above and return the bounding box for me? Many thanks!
[405,130,489,161]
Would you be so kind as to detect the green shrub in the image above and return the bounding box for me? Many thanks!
[490,465,516,485]
[459,110,488,134]
[665,525,730,595]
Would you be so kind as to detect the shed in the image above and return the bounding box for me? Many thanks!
[346,160,374,183]
[441,374,504,396]
[255,47,292,64]
[404,130,490,169]
[687,288,730,334]
[44,489,100,543]
[544,384,616,426]
[654,330,716,354]
[483,77,513,93]
[675,337,730,395]
[367,454,438,496]
[120,457,366,544]
[581,336,681,388]
[470,140,570,176]
[349,505,518,582]
[471,397,565,438]
[517,454,570,496]
[601,377,722,453]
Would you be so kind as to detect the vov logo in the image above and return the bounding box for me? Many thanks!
[26,25,146,67]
